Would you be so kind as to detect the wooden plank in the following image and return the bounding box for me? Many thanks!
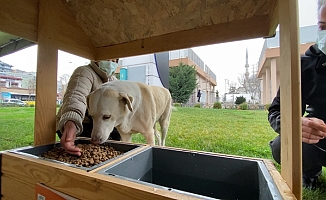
[1,174,35,200]
[89,144,149,173]
[279,0,302,198]
[0,0,38,42]
[65,0,276,48]
[1,149,296,199]
[96,15,272,60]
[1,152,198,200]
[266,0,279,37]
[34,0,59,146]
[263,160,297,200]
[1,197,14,200]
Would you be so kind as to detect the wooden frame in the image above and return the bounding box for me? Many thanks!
[1,144,296,199]
[0,0,301,199]
[279,0,302,197]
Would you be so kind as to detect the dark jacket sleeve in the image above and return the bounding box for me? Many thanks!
[267,55,314,134]
[268,89,281,134]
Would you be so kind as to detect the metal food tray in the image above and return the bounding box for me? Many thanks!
[9,139,143,171]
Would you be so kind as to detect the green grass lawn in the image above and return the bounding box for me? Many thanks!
[0,107,325,199]
[132,107,277,160]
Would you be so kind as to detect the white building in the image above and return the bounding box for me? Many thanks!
[119,54,164,87]
[0,74,22,88]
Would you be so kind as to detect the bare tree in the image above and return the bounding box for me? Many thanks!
[228,81,238,94]
[237,74,249,94]
[57,74,70,101]
[27,78,36,100]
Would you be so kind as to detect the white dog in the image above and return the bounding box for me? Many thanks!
[87,80,172,146]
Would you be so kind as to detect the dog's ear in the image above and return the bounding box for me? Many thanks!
[86,91,96,109]
[119,92,133,112]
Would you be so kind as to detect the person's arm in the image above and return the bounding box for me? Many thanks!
[58,66,94,156]
[61,120,81,155]
[268,89,326,143]
[268,89,281,134]
[302,117,326,144]
[58,66,94,135]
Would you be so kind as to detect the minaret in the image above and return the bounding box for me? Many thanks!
[245,47,249,79]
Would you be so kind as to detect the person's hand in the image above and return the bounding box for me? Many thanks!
[60,120,81,156]
[302,117,326,144]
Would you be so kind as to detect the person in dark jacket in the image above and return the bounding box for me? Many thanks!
[268,0,326,189]
[197,89,201,102]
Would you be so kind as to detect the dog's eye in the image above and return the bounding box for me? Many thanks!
[103,115,111,120]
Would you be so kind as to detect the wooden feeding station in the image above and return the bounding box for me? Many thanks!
[0,0,301,199]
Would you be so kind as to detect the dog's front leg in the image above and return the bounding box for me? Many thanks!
[143,130,155,145]
[119,133,132,143]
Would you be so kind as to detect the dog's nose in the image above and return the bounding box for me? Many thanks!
[91,138,101,144]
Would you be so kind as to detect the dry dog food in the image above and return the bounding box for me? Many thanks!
[42,144,123,167]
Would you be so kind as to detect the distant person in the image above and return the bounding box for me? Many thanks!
[197,89,201,102]
[56,59,120,156]
[268,0,326,190]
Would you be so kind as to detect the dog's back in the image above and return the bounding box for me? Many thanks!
[137,83,172,120]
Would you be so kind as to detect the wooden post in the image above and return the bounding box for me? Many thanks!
[279,0,302,198]
[34,0,59,146]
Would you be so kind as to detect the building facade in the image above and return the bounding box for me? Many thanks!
[257,25,317,104]
[0,74,22,88]
[0,60,13,72]
[169,49,217,106]
[117,49,217,106]
[0,60,37,101]
[1,49,217,106]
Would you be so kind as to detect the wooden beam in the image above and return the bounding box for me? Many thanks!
[1,174,35,199]
[263,160,297,200]
[267,0,279,37]
[34,0,59,146]
[0,0,38,42]
[0,0,95,60]
[279,0,302,198]
[96,15,273,60]
[1,152,196,200]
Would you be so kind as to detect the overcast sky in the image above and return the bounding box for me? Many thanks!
[192,0,317,94]
[0,0,317,94]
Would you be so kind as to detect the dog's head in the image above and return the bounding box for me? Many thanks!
[87,87,133,144]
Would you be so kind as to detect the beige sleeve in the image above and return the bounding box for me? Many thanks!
[57,66,95,135]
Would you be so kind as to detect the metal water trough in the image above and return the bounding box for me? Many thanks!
[97,146,282,200]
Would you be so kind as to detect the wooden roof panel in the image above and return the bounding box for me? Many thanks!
[0,0,278,60]
[64,0,277,48]
[0,0,38,43]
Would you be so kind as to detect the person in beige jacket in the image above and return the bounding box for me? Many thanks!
[56,59,120,156]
